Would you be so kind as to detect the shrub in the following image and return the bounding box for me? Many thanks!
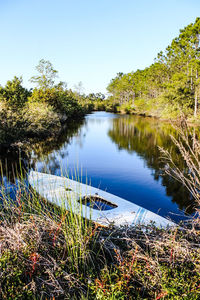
[24,101,61,136]
[29,88,84,118]
[0,77,31,109]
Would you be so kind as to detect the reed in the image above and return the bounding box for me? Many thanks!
[0,167,102,299]
[0,161,199,299]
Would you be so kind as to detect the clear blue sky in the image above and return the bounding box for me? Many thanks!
[0,0,200,94]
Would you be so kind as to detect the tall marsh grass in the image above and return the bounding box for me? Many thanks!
[0,159,199,299]
[0,167,102,299]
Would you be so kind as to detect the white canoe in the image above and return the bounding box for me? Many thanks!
[28,171,176,228]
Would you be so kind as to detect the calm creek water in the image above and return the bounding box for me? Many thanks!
[0,111,197,223]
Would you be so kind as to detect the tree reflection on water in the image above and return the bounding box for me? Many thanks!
[108,115,196,214]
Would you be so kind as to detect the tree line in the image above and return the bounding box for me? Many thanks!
[107,18,200,120]
[0,59,108,145]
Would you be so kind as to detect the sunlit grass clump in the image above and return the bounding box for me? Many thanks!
[0,174,101,299]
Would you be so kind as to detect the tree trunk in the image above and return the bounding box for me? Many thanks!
[132,92,135,105]
[194,69,198,117]
[194,92,198,117]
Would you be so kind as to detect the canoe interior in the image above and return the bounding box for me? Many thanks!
[80,194,118,211]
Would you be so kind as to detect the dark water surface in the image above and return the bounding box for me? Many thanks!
[0,112,196,222]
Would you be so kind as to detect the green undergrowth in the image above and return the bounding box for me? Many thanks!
[0,174,199,299]
[102,97,200,122]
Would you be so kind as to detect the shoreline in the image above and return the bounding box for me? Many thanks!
[0,175,199,299]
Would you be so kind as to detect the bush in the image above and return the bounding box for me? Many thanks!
[0,77,31,109]
[24,101,61,137]
[0,99,61,142]
[29,88,85,118]
[0,251,34,299]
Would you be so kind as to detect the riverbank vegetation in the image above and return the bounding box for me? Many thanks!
[0,60,97,147]
[106,18,200,122]
[0,178,199,299]
[108,116,193,214]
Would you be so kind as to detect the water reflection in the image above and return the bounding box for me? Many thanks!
[29,119,86,171]
[0,112,197,222]
[0,119,85,200]
[108,116,193,214]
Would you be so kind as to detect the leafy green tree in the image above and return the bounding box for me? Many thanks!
[107,17,200,119]
[162,18,200,116]
[30,59,58,89]
[0,76,30,109]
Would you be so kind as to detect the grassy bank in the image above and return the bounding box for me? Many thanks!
[0,176,199,300]
[97,96,200,125]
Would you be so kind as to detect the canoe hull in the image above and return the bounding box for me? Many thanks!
[28,171,176,228]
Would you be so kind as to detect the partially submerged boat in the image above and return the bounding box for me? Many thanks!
[28,171,176,228]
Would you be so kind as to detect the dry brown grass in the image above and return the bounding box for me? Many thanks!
[0,201,199,299]
[159,124,200,207]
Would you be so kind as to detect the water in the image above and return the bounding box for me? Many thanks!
[0,112,196,222]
